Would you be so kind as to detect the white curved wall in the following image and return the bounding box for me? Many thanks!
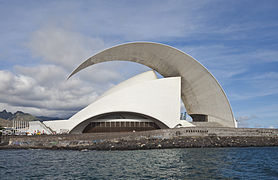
[97,70,157,100]
[46,71,196,134]
[27,121,53,135]
[68,77,182,133]
[43,120,69,134]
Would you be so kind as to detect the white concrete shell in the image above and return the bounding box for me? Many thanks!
[68,42,236,127]
[45,71,194,134]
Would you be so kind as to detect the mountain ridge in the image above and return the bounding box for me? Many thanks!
[0,110,68,122]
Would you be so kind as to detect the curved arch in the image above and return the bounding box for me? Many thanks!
[70,111,169,134]
[68,42,235,127]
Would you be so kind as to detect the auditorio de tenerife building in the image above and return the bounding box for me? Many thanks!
[28,42,237,134]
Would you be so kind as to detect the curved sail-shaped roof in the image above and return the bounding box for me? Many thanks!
[68,42,236,127]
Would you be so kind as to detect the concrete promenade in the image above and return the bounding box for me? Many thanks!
[1,127,278,150]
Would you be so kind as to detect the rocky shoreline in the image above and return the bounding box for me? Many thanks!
[1,127,278,150]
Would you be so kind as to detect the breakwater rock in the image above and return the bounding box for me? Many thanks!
[1,127,278,150]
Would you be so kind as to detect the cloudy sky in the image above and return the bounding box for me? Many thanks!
[0,0,277,128]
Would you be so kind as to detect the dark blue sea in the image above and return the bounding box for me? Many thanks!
[0,147,278,179]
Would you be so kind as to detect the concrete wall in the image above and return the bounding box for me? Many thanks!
[4,127,278,150]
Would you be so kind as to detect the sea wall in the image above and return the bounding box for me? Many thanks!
[1,127,278,150]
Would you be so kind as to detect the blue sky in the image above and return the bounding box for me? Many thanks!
[0,0,277,128]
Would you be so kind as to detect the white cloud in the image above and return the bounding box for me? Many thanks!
[236,115,258,128]
[237,72,278,81]
[0,67,99,117]
[230,89,278,101]
[75,1,207,40]
[229,71,278,101]
[0,63,150,117]
[247,50,278,63]
[26,26,107,70]
[237,115,258,121]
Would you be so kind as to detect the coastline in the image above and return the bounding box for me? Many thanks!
[1,127,278,150]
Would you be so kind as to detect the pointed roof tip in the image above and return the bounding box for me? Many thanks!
[66,71,76,80]
[151,69,158,78]
[66,75,71,80]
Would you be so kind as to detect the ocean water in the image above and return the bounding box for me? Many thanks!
[0,147,278,179]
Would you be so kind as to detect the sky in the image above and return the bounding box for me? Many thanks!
[0,0,277,128]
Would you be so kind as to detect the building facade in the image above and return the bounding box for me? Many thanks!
[28,42,237,134]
